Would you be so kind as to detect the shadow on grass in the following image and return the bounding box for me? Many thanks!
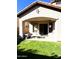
[17,35,26,45]
[17,49,61,59]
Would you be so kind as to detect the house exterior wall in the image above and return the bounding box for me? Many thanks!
[20,6,60,21]
[19,6,61,41]
[17,17,19,35]
[48,17,61,41]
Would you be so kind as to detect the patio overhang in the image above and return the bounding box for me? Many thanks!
[24,17,58,22]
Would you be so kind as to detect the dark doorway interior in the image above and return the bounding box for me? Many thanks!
[39,24,48,35]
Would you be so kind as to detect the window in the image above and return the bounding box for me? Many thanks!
[49,22,55,33]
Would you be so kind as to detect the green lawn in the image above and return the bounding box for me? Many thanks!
[17,40,61,57]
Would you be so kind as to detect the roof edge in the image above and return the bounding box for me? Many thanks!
[17,1,61,17]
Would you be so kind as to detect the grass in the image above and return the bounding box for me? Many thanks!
[17,40,61,57]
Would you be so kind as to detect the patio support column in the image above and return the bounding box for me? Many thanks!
[29,23,33,33]
[38,24,39,35]
[19,19,23,37]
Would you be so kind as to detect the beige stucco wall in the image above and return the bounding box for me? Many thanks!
[17,17,19,28]
[17,17,19,34]
[50,17,61,41]
[20,6,60,21]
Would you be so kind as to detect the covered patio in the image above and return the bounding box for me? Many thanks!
[22,17,57,39]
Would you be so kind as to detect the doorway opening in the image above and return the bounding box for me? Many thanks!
[39,24,48,35]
